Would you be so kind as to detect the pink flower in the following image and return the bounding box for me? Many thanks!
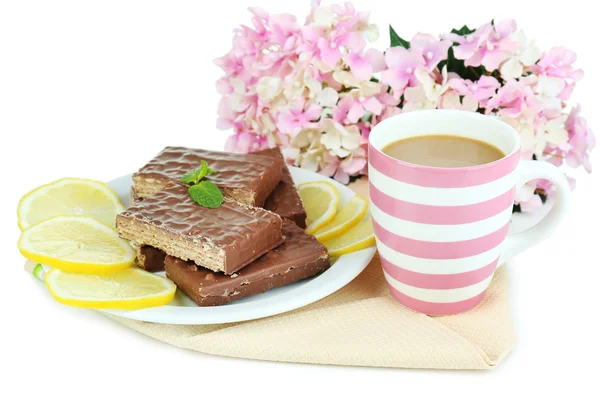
[499,30,541,79]
[529,47,584,103]
[530,47,584,83]
[517,180,544,212]
[487,79,539,117]
[319,146,368,184]
[276,99,322,136]
[441,90,478,112]
[519,191,544,213]
[478,19,518,70]
[564,105,595,172]
[445,20,517,70]
[216,8,593,187]
[316,29,365,69]
[317,36,344,68]
[332,94,352,124]
[449,75,500,104]
[337,92,384,123]
[225,131,268,153]
[371,96,401,126]
[345,48,385,81]
[534,114,569,157]
[443,24,491,63]
[381,47,425,92]
[267,13,301,45]
[410,33,452,71]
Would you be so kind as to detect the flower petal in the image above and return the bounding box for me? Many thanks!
[347,53,373,81]
[316,87,339,107]
[333,169,350,184]
[362,97,383,115]
[320,130,341,151]
[482,50,509,71]
[340,131,361,150]
[519,43,542,66]
[365,48,386,72]
[384,47,409,69]
[347,102,365,123]
[341,156,367,174]
[256,76,283,100]
[500,57,524,79]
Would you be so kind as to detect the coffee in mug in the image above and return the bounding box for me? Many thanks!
[382,135,505,168]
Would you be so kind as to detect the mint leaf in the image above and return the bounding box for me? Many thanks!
[188,181,224,208]
[389,25,410,49]
[181,160,212,185]
[181,160,222,207]
[181,168,202,184]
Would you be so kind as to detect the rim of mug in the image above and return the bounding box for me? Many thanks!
[368,109,521,172]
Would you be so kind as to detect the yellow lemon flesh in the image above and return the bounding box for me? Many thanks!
[18,215,135,275]
[298,181,340,234]
[313,196,368,242]
[322,218,376,257]
[45,268,176,310]
[18,177,125,230]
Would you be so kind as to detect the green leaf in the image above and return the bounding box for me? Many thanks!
[181,160,213,185]
[437,46,485,82]
[188,181,224,208]
[181,168,201,185]
[389,25,410,49]
[450,25,476,36]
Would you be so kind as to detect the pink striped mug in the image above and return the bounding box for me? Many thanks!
[368,109,571,315]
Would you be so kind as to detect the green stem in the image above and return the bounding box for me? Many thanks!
[469,66,480,78]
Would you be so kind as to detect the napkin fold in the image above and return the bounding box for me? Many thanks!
[107,254,514,369]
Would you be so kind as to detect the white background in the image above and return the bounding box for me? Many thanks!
[1,0,598,399]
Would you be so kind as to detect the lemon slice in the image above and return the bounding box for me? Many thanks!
[298,181,340,234]
[18,215,135,275]
[322,218,376,257]
[18,178,125,230]
[45,268,176,309]
[313,196,368,242]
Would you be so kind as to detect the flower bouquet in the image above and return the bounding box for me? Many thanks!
[214,0,594,211]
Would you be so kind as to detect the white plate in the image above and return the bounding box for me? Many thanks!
[101,167,376,325]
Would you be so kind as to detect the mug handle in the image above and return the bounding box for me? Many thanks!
[498,160,571,265]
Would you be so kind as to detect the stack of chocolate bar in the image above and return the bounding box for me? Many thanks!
[116,147,331,306]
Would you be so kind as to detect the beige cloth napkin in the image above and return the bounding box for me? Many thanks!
[108,258,514,369]
[106,179,515,370]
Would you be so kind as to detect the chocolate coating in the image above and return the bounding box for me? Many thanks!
[254,148,307,228]
[132,146,283,206]
[130,186,143,205]
[165,221,330,306]
[135,246,166,272]
[116,183,284,275]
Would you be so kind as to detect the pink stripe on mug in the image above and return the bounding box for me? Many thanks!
[387,285,488,316]
[368,110,571,316]
[369,183,515,225]
[380,256,498,290]
[373,220,509,259]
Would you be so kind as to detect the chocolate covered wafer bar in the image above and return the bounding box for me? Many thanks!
[130,186,143,205]
[165,221,330,306]
[254,148,307,228]
[135,246,166,272]
[132,146,283,206]
[116,183,285,275]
